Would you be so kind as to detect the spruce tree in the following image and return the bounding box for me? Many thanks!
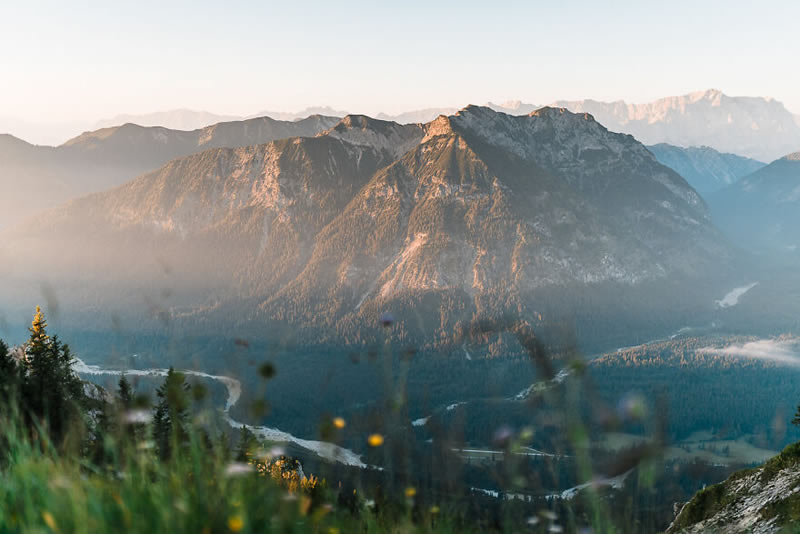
[21,306,85,443]
[235,426,259,461]
[0,340,19,404]
[117,375,134,409]
[152,367,190,460]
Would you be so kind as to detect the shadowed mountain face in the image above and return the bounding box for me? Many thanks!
[648,144,766,195]
[0,115,339,229]
[0,107,735,346]
[710,152,800,255]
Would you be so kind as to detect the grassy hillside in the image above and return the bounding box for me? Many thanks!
[669,442,800,533]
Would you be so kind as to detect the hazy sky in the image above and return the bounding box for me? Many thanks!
[2,0,800,135]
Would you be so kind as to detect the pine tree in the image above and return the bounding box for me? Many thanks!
[235,426,259,461]
[792,404,800,427]
[20,306,85,444]
[152,367,190,460]
[0,339,20,404]
[117,375,134,409]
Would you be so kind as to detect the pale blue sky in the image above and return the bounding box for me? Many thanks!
[2,0,799,125]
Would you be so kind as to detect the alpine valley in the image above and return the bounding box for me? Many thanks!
[2,96,800,534]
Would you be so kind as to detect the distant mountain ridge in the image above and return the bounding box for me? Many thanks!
[648,144,765,194]
[709,151,800,254]
[78,90,800,162]
[553,90,800,161]
[1,106,735,347]
[0,115,339,229]
[93,107,348,132]
[95,109,241,131]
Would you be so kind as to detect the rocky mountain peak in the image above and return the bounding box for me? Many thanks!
[323,115,424,159]
[0,100,735,344]
[445,105,650,172]
[688,88,724,104]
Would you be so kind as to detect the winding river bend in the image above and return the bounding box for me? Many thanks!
[72,358,367,468]
[72,282,752,472]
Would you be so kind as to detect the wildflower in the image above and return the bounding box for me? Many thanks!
[527,516,540,526]
[540,510,558,521]
[224,463,254,477]
[299,496,312,516]
[48,476,72,490]
[227,516,244,532]
[123,409,152,424]
[617,392,647,421]
[404,487,417,498]
[42,511,57,531]
[430,505,440,514]
[333,417,346,429]
[519,426,534,441]
[329,528,341,534]
[136,440,155,450]
[367,433,384,447]
[491,425,513,447]
[549,525,564,533]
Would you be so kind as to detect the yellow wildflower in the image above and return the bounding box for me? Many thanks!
[42,511,57,532]
[227,516,244,532]
[333,417,346,429]
[299,495,312,516]
[367,433,384,447]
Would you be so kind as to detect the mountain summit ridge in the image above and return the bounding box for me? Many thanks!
[552,90,800,161]
[1,106,734,344]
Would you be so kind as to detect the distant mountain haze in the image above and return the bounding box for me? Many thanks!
[68,89,800,162]
[0,107,737,347]
[709,151,800,255]
[647,144,765,194]
[0,115,339,229]
[553,89,800,162]
[94,109,241,131]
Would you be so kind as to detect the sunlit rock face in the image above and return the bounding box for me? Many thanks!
[0,115,339,229]
[0,107,733,343]
[554,89,800,162]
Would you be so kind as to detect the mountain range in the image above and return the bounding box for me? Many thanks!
[709,152,800,255]
[554,90,800,162]
[0,106,735,347]
[647,144,765,194]
[76,90,800,162]
[0,115,339,229]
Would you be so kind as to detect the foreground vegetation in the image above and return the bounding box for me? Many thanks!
[2,308,791,532]
[0,309,485,533]
[668,442,800,532]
